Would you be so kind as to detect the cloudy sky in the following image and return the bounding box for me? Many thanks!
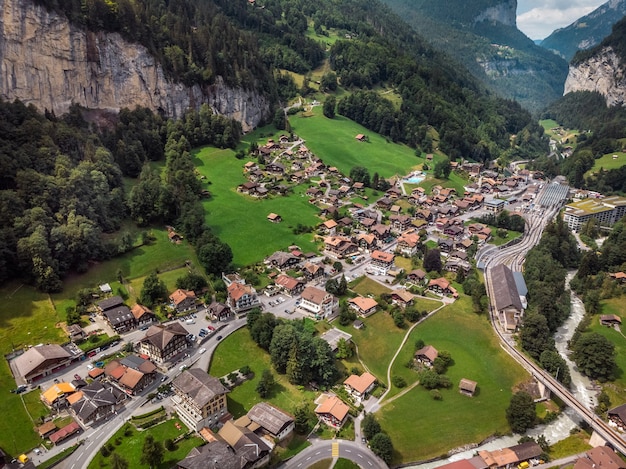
[517,0,606,39]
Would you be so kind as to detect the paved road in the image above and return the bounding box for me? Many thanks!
[279,438,388,469]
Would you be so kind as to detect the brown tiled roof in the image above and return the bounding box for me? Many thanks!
[416,345,438,362]
[119,368,144,389]
[344,372,376,394]
[300,286,328,305]
[371,250,394,262]
[459,378,477,393]
[349,296,378,312]
[169,289,196,306]
[14,344,72,379]
[275,274,302,291]
[227,282,255,302]
[315,395,349,422]
[429,277,450,290]
[141,322,188,351]
[131,304,153,320]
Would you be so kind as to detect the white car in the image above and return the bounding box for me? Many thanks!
[86,364,94,371]
[198,348,206,354]
[179,364,187,371]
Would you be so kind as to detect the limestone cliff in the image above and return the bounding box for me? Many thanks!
[564,47,626,107]
[474,0,517,27]
[0,0,270,131]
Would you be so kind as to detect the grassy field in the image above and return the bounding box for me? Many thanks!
[350,277,392,298]
[377,296,528,464]
[87,418,203,469]
[194,147,321,267]
[209,328,317,417]
[587,151,626,176]
[290,107,420,178]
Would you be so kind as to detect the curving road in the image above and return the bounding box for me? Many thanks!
[279,438,388,469]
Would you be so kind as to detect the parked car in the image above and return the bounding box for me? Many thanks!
[216,335,223,341]
[89,317,95,323]
[198,348,206,354]
[160,376,168,382]
[179,365,187,371]
[74,374,81,381]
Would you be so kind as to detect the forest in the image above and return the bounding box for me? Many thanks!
[0,100,235,291]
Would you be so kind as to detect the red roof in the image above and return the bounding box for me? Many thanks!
[49,421,80,444]
[371,250,394,263]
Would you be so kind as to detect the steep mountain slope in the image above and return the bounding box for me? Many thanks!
[565,16,626,107]
[541,0,626,61]
[380,0,568,113]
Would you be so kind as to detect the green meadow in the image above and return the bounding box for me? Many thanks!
[377,296,526,463]
[290,107,420,178]
[194,147,321,267]
[587,151,626,176]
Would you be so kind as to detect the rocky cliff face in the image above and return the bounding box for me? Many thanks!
[564,47,626,106]
[0,0,270,131]
[474,0,517,27]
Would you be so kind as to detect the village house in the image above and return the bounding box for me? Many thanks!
[445,259,472,275]
[407,269,427,284]
[359,217,377,229]
[131,304,156,328]
[67,324,86,342]
[356,233,378,251]
[344,372,377,402]
[428,277,456,297]
[177,438,268,469]
[102,304,135,333]
[170,289,197,313]
[299,286,337,319]
[315,394,350,428]
[574,446,626,469]
[138,322,189,365]
[70,381,126,426]
[415,345,438,367]
[396,231,420,256]
[370,224,392,242]
[243,161,258,172]
[227,282,261,313]
[301,261,325,282]
[266,251,300,270]
[348,296,378,317]
[600,314,622,326]
[275,274,305,296]
[324,236,358,259]
[207,301,232,321]
[376,197,393,210]
[438,238,454,253]
[391,289,415,309]
[390,214,412,233]
[265,161,285,174]
[321,219,338,235]
[172,369,230,432]
[370,250,395,276]
[608,404,626,431]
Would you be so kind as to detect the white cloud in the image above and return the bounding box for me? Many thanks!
[517,3,605,39]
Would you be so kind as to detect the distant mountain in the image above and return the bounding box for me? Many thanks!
[380,0,568,113]
[541,0,626,61]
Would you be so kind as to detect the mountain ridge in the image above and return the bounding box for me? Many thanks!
[541,0,626,61]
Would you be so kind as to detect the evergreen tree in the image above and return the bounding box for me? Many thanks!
[139,271,168,308]
[140,435,164,469]
[506,392,536,433]
[323,96,336,119]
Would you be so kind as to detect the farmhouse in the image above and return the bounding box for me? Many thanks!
[428,277,454,296]
[608,404,626,430]
[390,289,415,308]
[407,269,427,284]
[172,369,230,432]
[315,394,350,428]
[301,261,325,281]
[415,345,438,366]
[267,213,282,223]
[600,314,621,326]
[14,344,79,384]
[103,305,135,333]
[324,236,358,259]
[243,402,295,442]
[348,296,378,317]
[266,251,300,270]
[207,301,232,321]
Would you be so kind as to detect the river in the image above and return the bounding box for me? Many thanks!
[404,272,595,469]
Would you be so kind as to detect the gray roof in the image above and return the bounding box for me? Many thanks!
[72,382,125,422]
[512,271,528,297]
[173,369,229,408]
[97,296,124,311]
[490,264,523,312]
[247,402,293,436]
[141,322,188,351]
[103,306,133,326]
[177,441,241,469]
[14,344,71,379]
[511,441,542,460]
[320,328,352,351]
